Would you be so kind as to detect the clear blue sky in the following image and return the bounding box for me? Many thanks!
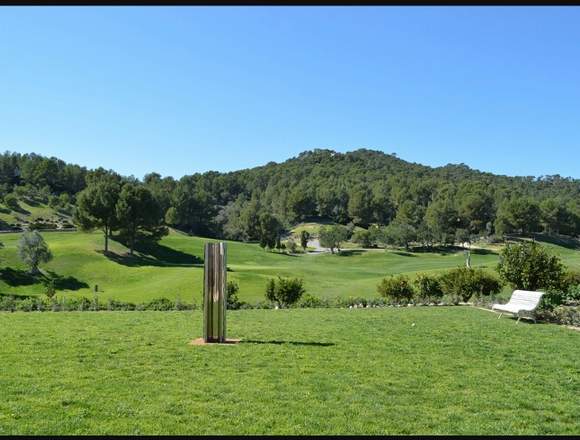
[1,6,580,179]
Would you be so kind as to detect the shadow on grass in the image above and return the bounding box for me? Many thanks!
[501,316,539,325]
[337,250,365,257]
[23,198,41,207]
[391,251,416,257]
[524,233,580,250]
[44,271,89,290]
[409,246,497,256]
[100,241,203,268]
[0,268,88,291]
[470,248,498,255]
[0,268,37,286]
[12,206,30,215]
[0,218,12,230]
[240,339,335,347]
[266,251,300,258]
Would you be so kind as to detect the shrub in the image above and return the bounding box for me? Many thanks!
[252,300,275,309]
[226,281,244,310]
[497,241,567,292]
[16,297,37,312]
[172,296,194,311]
[536,305,580,326]
[413,273,443,304]
[50,298,61,312]
[471,270,503,297]
[265,276,305,308]
[0,295,17,312]
[296,293,331,308]
[565,284,580,305]
[143,298,175,311]
[540,283,580,310]
[239,302,254,310]
[439,268,469,304]
[563,270,580,292]
[439,267,502,304]
[43,278,56,299]
[377,275,414,305]
[73,297,92,311]
[334,296,389,308]
[107,298,137,311]
[336,296,369,308]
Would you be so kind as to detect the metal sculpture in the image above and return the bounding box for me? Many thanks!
[203,242,227,343]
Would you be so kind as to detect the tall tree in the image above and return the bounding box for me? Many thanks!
[258,212,282,250]
[540,198,573,235]
[73,173,122,252]
[238,196,262,241]
[457,190,494,234]
[425,198,460,245]
[170,177,216,235]
[371,182,395,225]
[287,185,316,222]
[394,200,423,229]
[379,221,417,250]
[347,184,373,227]
[116,183,167,255]
[143,172,176,216]
[504,197,541,235]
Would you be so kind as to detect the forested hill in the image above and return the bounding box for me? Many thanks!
[1,149,579,245]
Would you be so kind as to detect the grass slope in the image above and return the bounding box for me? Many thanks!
[0,230,506,303]
[0,198,72,229]
[0,307,578,435]
[0,230,578,303]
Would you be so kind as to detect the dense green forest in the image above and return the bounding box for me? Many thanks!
[0,149,579,250]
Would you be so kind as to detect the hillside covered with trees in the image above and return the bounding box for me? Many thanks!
[0,149,579,250]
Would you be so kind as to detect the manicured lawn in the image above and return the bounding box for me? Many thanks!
[0,230,578,304]
[0,230,502,303]
[0,307,578,435]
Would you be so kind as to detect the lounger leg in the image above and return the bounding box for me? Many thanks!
[516,315,521,324]
[497,313,502,319]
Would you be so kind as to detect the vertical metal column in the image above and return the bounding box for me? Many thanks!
[203,242,227,343]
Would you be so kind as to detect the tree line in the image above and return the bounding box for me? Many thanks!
[1,148,580,248]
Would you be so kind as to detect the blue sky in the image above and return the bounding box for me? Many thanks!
[1,6,580,179]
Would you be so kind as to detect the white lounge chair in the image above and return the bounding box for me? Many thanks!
[492,290,544,323]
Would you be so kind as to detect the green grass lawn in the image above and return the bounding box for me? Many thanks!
[0,230,505,303]
[0,307,578,435]
[0,230,578,304]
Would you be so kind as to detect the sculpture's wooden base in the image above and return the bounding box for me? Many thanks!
[189,338,241,346]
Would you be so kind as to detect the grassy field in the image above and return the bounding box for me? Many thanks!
[0,307,578,435]
[0,229,579,304]
[0,229,503,303]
